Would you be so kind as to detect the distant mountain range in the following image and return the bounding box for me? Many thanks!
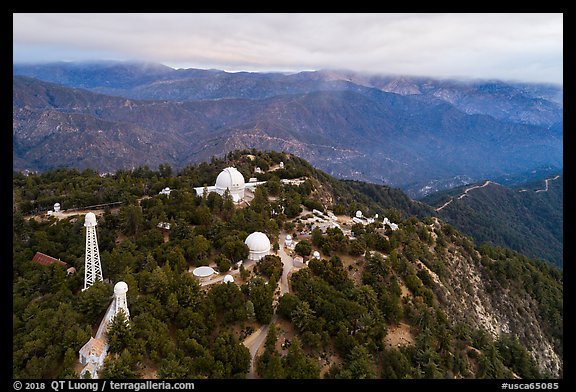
[13,61,563,198]
[422,173,563,266]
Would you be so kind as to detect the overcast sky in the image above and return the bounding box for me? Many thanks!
[13,13,563,84]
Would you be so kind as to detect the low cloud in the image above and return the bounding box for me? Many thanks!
[13,13,563,84]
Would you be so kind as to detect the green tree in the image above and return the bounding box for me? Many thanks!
[283,337,320,379]
[212,331,250,378]
[215,254,231,273]
[256,255,283,280]
[76,281,113,324]
[118,204,144,237]
[295,240,312,257]
[107,310,134,354]
[345,345,376,379]
[249,278,274,324]
[100,349,139,379]
[222,240,250,263]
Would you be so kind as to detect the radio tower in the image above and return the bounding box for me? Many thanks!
[83,212,103,291]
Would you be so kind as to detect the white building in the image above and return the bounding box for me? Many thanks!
[112,281,130,320]
[159,187,171,197]
[79,281,131,379]
[383,217,399,231]
[313,251,321,259]
[223,274,235,284]
[79,337,107,379]
[245,231,271,261]
[54,203,61,212]
[157,222,171,230]
[284,234,294,249]
[194,167,266,204]
[193,266,216,279]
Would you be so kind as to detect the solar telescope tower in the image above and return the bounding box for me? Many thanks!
[83,212,103,291]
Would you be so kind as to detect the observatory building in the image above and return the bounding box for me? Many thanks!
[193,167,266,203]
[112,281,130,319]
[83,212,103,291]
[193,167,245,203]
[192,266,216,281]
[79,281,130,378]
[245,231,271,261]
[284,234,294,249]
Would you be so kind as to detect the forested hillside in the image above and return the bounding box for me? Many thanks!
[422,175,563,266]
[13,151,562,379]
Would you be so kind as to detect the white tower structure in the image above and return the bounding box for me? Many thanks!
[83,212,103,291]
[113,281,130,319]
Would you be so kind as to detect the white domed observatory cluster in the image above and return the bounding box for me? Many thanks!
[245,231,271,261]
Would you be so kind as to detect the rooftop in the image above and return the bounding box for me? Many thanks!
[32,252,68,268]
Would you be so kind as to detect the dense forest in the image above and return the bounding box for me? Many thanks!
[12,150,562,379]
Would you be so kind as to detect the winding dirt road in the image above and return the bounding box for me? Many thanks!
[435,180,494,212]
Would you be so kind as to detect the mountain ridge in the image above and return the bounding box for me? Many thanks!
[12,68,563,199]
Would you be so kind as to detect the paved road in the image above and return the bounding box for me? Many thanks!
[243,314,278,379]
[242,231,297,379]
[277,231,295,296]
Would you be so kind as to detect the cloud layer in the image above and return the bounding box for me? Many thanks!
[13,13,563,84]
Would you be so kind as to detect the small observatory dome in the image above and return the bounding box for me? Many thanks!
[245,231,271,261]
[223,274,235,284]
[114,281,128,295]
[313,251,321,259]
[355,210,363,218]
[84,212,97,227]
[54,203,61,212]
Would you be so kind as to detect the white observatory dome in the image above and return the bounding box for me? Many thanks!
[54,203,61,212]
[215,167,245,192]
[355,210,363,218]
[193,266,216,278]
[313,251,321,259]
[245,231,271,261]
[223,274,235,283]
[84,212,97,227]
[114,281,128,295]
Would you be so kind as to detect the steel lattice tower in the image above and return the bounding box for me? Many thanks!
[83,212,103,291]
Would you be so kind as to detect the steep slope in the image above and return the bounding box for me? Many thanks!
[12,150,562,378]
[422,175,563,266]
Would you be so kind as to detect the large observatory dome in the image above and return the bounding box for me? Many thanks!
[114,281,128,295]
[216,167,245,192]
[84,212,97,227]
[245,232,271,261]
